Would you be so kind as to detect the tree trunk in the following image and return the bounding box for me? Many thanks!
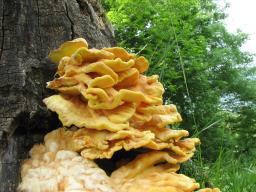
[0,0,114,191]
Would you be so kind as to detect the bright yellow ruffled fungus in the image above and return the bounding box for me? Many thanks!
[41,127,199,160]
[110,151,200,192]
[19,38,220,192]
[43,95,134,131]
[49,38,88,64]
[102,47,136,61]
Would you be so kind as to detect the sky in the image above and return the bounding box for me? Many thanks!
[217,0,256,61]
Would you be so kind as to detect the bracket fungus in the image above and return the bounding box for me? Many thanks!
[18,38,220,192]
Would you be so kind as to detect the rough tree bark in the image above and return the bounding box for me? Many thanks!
[0,0,115,191]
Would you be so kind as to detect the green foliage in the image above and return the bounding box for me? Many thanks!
[102,0,256,160]
[182,150,256,191]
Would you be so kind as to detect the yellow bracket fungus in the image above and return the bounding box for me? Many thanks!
[18,38,220,192]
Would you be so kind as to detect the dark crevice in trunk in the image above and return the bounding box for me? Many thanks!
[65,2,75,39]
[75,0,85,11]
[75,0,95,24]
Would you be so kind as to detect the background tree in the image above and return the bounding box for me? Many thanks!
[0,0,114,191]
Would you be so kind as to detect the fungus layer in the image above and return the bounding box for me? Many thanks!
[18,145,115,192]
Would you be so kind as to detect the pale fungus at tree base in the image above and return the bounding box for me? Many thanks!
[18,38,220,192]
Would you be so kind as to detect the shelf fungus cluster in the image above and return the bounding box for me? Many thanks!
[18,38,220,192]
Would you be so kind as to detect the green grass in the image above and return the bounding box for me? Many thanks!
[181,150,256,191]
